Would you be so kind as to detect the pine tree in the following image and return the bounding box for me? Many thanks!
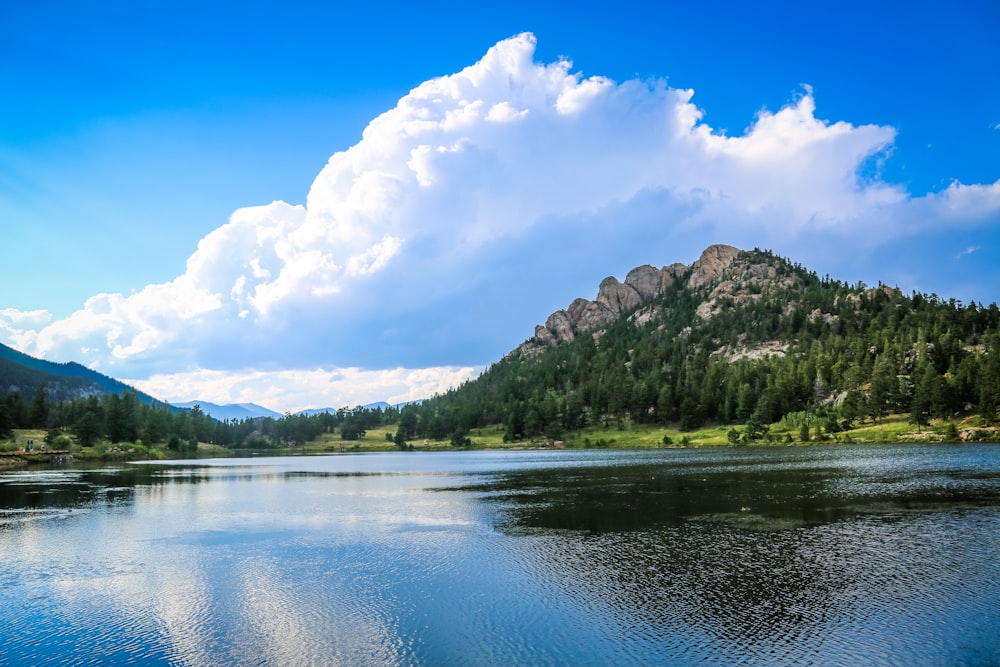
[29,384,49,428]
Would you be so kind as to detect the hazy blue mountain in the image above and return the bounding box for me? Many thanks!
[295,407,341,416]
[172,401,284,421]
[296,401,422,416]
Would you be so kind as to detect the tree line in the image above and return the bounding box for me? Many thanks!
[0,387,412,450]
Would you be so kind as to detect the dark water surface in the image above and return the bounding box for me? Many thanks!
[1,445,998,665]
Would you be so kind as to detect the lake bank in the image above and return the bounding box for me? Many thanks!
[3,413,997,463]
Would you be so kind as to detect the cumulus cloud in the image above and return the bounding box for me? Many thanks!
[2,32,999,410]
[127,365,478,414]
[0,308,52,350]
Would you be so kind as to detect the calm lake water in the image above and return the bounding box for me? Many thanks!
[1,444,999,666]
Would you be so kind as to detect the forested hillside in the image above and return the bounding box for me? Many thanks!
[0,339,403,451]
[4,245,999,452]
[0,340,164,404]
[396,246,1000,444]
[0,385,400,451]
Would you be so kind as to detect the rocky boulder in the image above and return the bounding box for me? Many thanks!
[544,310,575,343]
[567,298,593,327]
[596,276,642,314]
[573,300,617,332]
[624,265,663,300]
[688,244,741,289]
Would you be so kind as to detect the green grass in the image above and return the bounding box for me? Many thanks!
[0,429,48,452]
[463,413,992,451]
[2,429,230,461]
[4,412,992,462]
[310,413,992,452]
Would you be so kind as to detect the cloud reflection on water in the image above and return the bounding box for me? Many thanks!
[1,447,999,665]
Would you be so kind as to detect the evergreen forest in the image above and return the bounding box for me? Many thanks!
[402,249,1000,445]
[2,248,999,452]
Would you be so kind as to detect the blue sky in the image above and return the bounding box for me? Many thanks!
[2,0,999,412]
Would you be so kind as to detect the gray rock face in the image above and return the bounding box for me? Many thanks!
[596,277,642,314]
[524,244,744,354]
[567,298,593,326]
[688,244,741,289]
[533,324,556,347]
[544,310,575,343]
[625,265,662,300]
[664,263,687,284]
[574,300,617,332]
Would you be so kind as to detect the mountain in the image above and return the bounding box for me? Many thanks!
[172,401,284,421]
[519,244,738,357]
[5,244,998,447]
[0,340,167,406]
[394,245,1000,443]
[296,402,388,416]
[295,407,341,417]
[162,400,417,422]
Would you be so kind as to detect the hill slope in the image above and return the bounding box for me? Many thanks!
[395,245,1000,443]
[0,341,166,406]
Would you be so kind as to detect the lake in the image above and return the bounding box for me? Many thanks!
[1,444,999,666]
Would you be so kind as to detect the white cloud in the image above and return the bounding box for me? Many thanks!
[18,275,222,369]
[2,32,999,408]
[485,101,529,123]
[922,179,1000,219]
[0,308,52,351]
[0,307,51,328]
[956,245,980,259]
[128,365,478,414]
[345,234,402,277]
[555,74,614,114]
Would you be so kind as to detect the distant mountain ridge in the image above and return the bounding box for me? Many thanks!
[0,340,168,407]
[298,401,422,415]
[171,401,285,421]
[179,400,422,421]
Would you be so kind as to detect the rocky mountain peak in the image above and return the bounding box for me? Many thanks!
[624,265,664,299]
[596,276,642,314]
[517,244,745,357]
[688,244,742,289]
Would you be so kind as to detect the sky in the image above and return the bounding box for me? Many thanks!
[2,0,999,413]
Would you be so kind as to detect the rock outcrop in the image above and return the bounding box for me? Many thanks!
[597,276,641,314]
[544,310,575,344]
[693,248,798,320]
[689,244,742,289]
[518,244,742,356]
[625,264,665,299]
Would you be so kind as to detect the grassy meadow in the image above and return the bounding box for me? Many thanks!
[2,413,996,465]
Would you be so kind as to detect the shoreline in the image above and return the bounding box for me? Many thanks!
[3,415,997,464]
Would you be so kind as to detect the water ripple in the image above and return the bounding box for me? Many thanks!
[1,445,998,665]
